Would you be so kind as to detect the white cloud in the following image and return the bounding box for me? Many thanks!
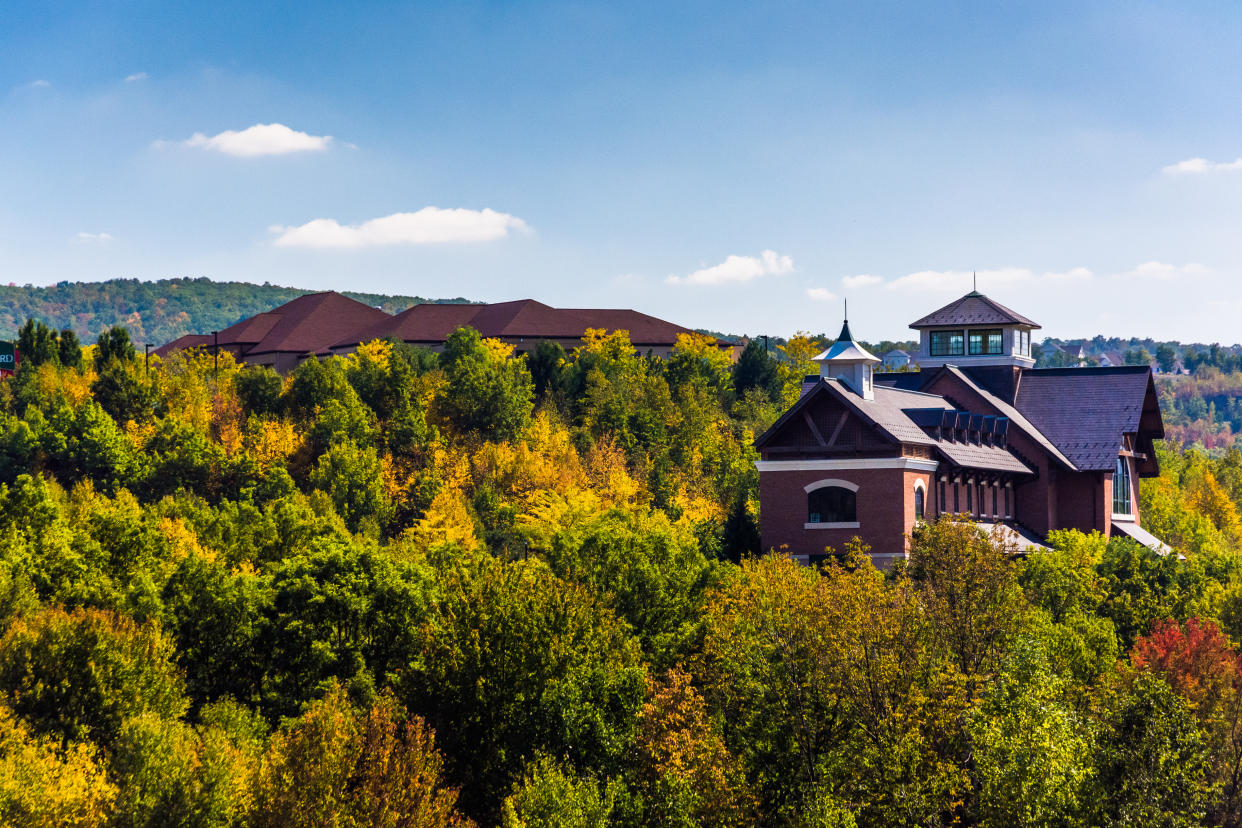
[28,79,50,88]
[887,267,1030,292]
[71,232,113,243]
[884,266,1091,292]
[842,273,884,289]
[1118,261,1209,280]
[806,287,836,301]
[667,250,794,286]
[1044,267,1093,281]
[164,123,334,157]
[125,72,148,82]
[1162,157,1242,174]
[271,207,531,248]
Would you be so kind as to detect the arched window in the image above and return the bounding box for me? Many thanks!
[914,484,925,522]
[1114,455,1133,516]
[807,485,857,525]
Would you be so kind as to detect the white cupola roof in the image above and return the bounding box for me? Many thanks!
[814,316,879,400]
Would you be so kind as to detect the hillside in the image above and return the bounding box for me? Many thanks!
[0,277,473,346]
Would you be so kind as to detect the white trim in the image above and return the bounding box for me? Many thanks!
[1112,513,1135,522]
[913,479,927,494]
[756,458,940,472]
[803,478,860,494]
[805,521,861,530]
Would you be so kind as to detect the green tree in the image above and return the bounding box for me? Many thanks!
[0,607,187,752]
[263,540,430,718]
[731,339,780,402]
[254,685,473,828]
[402,552,646,821]
[57,329,82,370]
[15,319,60,369]
[436,327,534,440]
[94,324,137,370]
[501,757,614,828]
[308,439,391,532]
[1092,674,1213,827]
[970,636,1092,827]
[234,364,284,416]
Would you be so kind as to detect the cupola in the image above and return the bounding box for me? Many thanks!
[909,289,1040,369]
[814,313,880,401]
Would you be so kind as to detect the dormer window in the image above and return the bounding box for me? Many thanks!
[969,329,1003,356]
[930,330,965,357]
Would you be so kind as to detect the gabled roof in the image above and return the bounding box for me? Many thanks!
[910,291,1040,329]
[1013,366,1164,471]
[334,299,706,349]
[217,292,392,356]
[755,377,1036,475]
[755,378,947,449]
[883,349,911,358]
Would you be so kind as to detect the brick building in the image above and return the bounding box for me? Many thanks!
[756,291,1166,566]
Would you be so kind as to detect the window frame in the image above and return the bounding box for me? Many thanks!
[929,329,965,357]
[805,480,860,529]
[968,328,1004,356]
[1113,455,1133,517]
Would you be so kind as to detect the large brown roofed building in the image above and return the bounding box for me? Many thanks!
[331,298,727,358]
[757,291,1167,566]
[155,291,393,372]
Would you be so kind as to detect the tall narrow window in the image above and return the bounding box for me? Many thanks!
[953,482,959,512]
[914,486,925,522]
[966,483,973,514]
[1004,486,1011,517]
[808,486,857,524]
[939,480,946,513]
[1113,456,1133,516]
[992,485,998,517]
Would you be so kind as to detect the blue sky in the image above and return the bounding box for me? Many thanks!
[2,1,1241,343]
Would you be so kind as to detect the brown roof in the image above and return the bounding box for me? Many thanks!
[153,333,213,358]
[910,291,1040,329]
[937,365,1076,470]
[216,292,392,356]
[334,299,705,349]
[755,378,1035,475]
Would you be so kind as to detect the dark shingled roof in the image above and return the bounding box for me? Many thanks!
[153,334,213,358]
[936,440,1035,474]
[1013,366,1163,471]
[938,365,1077,470]
[335,299,707,349]
[910,291,1040,329]
[216,292,392,356]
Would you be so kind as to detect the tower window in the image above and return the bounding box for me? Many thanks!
[930,330,965,357]
[1114,456,1133,516]
[914,485,925,522]
[808,486,857,525]
[969,329,1004,355]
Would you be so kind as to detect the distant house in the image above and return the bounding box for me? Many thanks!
[1058,343,1087,365]
[330,298,728,359]
[154,292,392,373]
[757,290,1167,567]
[1097,351,1126,368]
[881,348,912,370]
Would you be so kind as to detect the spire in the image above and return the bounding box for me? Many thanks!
[838,298,853,342]
[967,269,982,297]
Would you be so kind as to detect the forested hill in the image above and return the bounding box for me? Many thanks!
[0,277,473,345]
